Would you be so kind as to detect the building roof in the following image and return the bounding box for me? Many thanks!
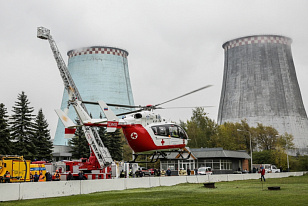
[164,147,250,160]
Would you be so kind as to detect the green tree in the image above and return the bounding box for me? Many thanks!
[32,109,53,161]
[252,150,275,164]
[106,129,123,161]
[98,127,109,149]
[0,103,12,154]
[68,122,89,159]
[210,121,242,150]
[276,133,295,151]
[186,107,217,148]
[255,123,279,150]
[10,92,36,160]
[290,155,308,171]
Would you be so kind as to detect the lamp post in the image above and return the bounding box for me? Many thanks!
[286,143,289,172]
[237,129,253,172]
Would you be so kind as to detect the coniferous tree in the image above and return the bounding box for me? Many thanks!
[33,109,53,161]
[98,127,109,148]
[10,92,36,159]
[106,129,123,161]
[0,103,12,154]
[68,121,89,159]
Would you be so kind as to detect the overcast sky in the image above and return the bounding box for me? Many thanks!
[1,0,308,139]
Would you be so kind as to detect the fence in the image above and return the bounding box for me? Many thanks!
[0,172,304,202]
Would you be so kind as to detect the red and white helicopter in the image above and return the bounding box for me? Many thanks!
[56,85,212,162]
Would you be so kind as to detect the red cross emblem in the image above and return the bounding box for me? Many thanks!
[161,139,165,145]
[131,132,138,139]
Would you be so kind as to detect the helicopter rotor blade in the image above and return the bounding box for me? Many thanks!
[154,85,212,107]
[156,106,214,109]
[116,109,144,116]
[83,100,141,109]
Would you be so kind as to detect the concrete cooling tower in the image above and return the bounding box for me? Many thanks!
[218,35,308,154]
[54,46,135,146]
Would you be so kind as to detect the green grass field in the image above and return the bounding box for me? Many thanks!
[2,174,308,206]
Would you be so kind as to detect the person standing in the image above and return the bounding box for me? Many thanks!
[39,172,45,182]
[78,171,84,180]
[33,172,39,182]
[54,170,61,181]
[4,171,11,183]
[45,171,52,181]
[67,171,73,181]
[194,168,198,175]
[187,168,191,176]
[259,166,266,182]
[166,168,172,176]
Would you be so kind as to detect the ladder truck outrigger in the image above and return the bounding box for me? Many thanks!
[37,27,116,179]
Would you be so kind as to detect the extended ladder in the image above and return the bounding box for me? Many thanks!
[37,27,113,167]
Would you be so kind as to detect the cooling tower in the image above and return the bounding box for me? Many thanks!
[54,46,135,146]
[218,35,308,153]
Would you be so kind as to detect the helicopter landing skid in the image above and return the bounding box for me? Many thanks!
[129,151,168,163]
[129,149,191,163]
[176,149,192,159]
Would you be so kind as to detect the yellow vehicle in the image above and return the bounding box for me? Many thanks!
[0,155,31,183]
[30,163,46,181]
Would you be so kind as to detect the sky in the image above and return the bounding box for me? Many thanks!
[1,0,308,140]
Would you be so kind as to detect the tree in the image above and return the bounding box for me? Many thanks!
[210,121,243,150]
[98,127,109,149]
[32,109,53,161]
[10,91,36,160]
[277,133,295,151]
[252,150,275,164]
[186,107,217,148]
[68,121,89,159]
[0,103,12,154]
[255,123,279,150]
[106,129,123,161]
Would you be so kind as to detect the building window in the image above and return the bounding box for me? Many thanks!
[221,159,232,170]
[161,160,178,171]
[197,159,232,170]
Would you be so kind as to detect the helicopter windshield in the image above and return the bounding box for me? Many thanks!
[151,124,188,139]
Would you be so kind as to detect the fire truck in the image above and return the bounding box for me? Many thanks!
[37,27,113,180]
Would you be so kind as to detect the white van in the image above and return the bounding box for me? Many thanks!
[198,167,213,175]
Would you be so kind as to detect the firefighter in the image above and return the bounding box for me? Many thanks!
[53,170,61,181]
[39,172,45,182]
[30,173,34,182]
[4,171,11,183]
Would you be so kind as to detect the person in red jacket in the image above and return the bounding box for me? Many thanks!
[259,165,266,182]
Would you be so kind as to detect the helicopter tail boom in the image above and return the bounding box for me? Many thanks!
[98,100,119,132]
[55,109,77,138]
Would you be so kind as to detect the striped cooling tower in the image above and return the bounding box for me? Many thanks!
[54,46,135,146]
[218,35,308,153]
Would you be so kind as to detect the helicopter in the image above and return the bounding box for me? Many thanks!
[56,85,212,162]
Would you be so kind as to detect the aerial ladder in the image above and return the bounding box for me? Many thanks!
[37,27,113,168]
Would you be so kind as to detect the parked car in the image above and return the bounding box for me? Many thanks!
[138,167,151,176]
[198,167,213,175]
[148,168,155,176]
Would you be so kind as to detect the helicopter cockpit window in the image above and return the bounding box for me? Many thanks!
[151,124,187,139]
[178,127,188,139]
[151,127,158,135]
[158,127,167,136]
[169,126,179,138]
